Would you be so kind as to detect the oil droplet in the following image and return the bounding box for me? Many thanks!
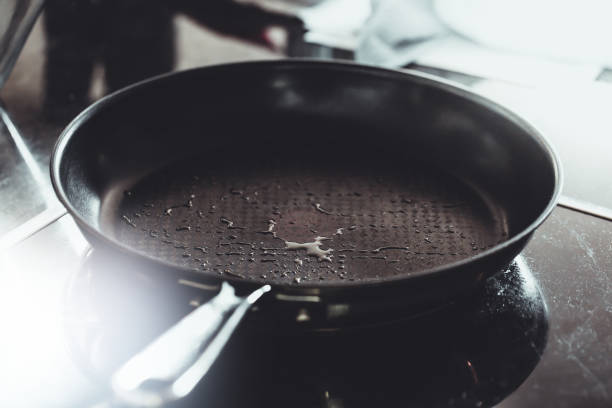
[220,217,234,227]
[267,219,276,232]
[314,203,333,215]
[285,236,333,262]
[224,270,244,279]
[371,246,409,253]
[258,219,277,237]
[220,217,245,229]
[121,215,136,228]
[234,242,255,249]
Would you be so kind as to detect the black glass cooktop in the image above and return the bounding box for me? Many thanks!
[3,206,610,407]
[65,250,547,408]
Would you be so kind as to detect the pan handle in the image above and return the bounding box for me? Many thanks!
[110,282,270,407]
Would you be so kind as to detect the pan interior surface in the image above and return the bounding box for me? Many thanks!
[110,123,508,286]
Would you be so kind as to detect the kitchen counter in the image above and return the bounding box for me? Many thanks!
[1,4,611,407]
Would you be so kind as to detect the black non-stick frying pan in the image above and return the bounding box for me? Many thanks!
[51,60,560,405]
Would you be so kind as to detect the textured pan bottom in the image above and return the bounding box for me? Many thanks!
[113,156,508,285]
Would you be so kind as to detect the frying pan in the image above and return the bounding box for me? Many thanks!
[50,60,560,405]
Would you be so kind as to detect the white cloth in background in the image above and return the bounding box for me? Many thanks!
[356,0,605,83]
[356,0,449,68]
[434,0,612,66]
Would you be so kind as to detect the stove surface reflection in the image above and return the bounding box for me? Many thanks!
[64,252,547,408]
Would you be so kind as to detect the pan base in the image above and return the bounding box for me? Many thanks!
[111,156,508,285]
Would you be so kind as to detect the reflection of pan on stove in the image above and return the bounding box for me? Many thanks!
[64,252,548,408]
[51,61,560,405]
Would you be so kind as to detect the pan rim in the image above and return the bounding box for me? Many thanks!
[50,59,563,291]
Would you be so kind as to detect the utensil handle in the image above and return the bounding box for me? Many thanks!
[110,282,270,407]
[0,0,45,89]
